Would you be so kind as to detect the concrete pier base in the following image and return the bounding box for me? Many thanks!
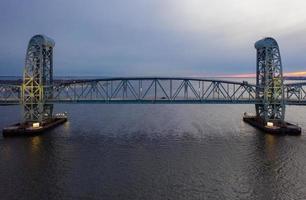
[2,117,67,137]
[243,115,301,136]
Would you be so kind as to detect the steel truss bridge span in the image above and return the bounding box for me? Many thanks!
[0,78,257,105]
[2,78,306,105]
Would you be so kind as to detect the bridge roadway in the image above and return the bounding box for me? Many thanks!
[1,77,306,105]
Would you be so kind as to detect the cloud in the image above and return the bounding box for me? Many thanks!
[0,0,306,76]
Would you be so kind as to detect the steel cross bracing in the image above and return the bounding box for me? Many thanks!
[0,78,257,104]
[49,78,258,104]
[284,82,306,105]
[3,79,306,105]
[0,84,20,104]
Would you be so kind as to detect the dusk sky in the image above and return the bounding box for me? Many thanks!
[1,0,306,76]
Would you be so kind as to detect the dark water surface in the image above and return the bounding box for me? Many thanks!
[1,104,306,200]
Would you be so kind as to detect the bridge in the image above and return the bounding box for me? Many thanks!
[2,78,306,105]
[1,35,306,130]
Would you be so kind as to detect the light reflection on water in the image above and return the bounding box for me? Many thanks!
[0,104,306,199]
[264,134,277,161]
[30,136,42,153]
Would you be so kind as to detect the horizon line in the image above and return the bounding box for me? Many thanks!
[1,71,306,78]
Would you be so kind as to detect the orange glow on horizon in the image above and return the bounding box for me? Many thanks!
[285,71,306,77]
[216,71,306,78]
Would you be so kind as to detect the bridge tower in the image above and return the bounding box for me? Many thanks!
[254,37,285,124]
[22,35,55,123]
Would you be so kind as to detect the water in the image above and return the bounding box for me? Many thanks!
[1,104,306,200]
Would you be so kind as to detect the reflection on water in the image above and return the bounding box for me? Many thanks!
[1,104,306,200]
[30,136,42,153]
[265,134,277,161]
[62,121,71,135]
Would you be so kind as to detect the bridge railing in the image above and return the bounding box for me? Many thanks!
[48,78,258,104]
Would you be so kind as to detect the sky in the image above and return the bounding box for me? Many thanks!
[1,0,306,77]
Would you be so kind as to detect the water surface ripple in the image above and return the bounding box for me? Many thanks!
[1,104,306,200]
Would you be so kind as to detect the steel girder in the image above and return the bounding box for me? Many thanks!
[49,78,257,104]
[255,37,285,123]
[0,84,20,105]
[4,80,306,105]
[22,35,54,122]
[284,82,306,105]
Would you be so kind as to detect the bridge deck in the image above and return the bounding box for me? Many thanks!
[1,77,306,105]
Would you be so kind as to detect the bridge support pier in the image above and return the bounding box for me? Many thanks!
[243,37,301,135]
[22,35,55,123]
[3,35,67,137]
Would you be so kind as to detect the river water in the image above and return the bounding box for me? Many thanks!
[1,103,306,200]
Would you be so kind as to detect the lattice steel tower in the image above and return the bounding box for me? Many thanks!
[22,35,55,122]
[255,37,285,123]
